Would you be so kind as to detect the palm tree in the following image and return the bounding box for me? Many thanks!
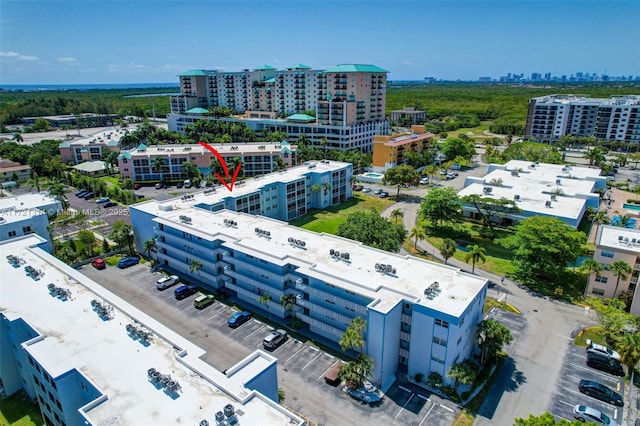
[297,133,310,148]
[615,332,640,378]
[425,164,438,185]
[580,259,603,298]
[440,238,457,265]
[447,361,477,392]
[143,238,157,259]
[409,226,427,251]
[280,294,296,323]
[151,156,167,182]
[477,319,513,365]
[310,183,321,204]
[45,179,68,209]
[390,208,404,225]
[189,259,203,279]
[465,244,487,274]
[613,212,634,228]
[589,210,611,241]
[320,138,329,159]
[259,293,272,321]
[27,172,41,192]
[273,157,286,171]
[12,132,23,142]
[610,260,632,297]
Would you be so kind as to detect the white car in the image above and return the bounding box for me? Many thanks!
[362,187,372,193]
[572,405,617,425]
[156,275,180,290]
[419,177,429,185]
[586,339,621,361]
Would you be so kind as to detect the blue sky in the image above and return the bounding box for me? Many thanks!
[1,1,638,84]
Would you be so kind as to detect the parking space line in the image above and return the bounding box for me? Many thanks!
[419,402,436,426]
[399,385,412,393]
[558,399,575,407]
[568,362,622,381]
[417,394,430,401]
[301,352,323,371]
[218,318,231,327]
[243,324,265,340]
[285,346,307,364]
[207,307,230,321]
[491,316,522,326]
[318,361,341,381]
[308,346,319,352]
[555,334,574,341]
[395,393,415,419]
[439,404,454,412]
[613,408,618,420]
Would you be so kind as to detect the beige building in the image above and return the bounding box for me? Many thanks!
[58,128,124,164]
[591,225,640,315]
[389,107,427,126]
[0,159,31,182]
[372,125,435,170]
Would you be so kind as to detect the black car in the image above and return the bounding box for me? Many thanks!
[76,190,89,197]
[103,201,118,208]
[82,191,95,199]
[579,380,624,406]
[586,353,625,377]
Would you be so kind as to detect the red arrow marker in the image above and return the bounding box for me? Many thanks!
[198,142,242,192]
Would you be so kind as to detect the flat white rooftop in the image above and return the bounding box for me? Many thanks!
[132,160,351,216]
[598,225,640,254]
[0,192,61,212]
[58,127,127,147]
[0,206,46,225]
[156,209,487,317]
[0,235,303,426]
[127,142,295,157]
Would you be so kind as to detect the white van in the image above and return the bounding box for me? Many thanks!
[183,179,192,188]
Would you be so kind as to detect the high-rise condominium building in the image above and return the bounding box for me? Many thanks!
[525,95,640,143]
[168,63,390,152]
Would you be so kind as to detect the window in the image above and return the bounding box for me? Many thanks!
[431,355,444,364]
[8,231,16,237]
[433,336,447,346]
[435,319,449,328]
[592,288,605,296]
[601,250,615,258]
[595,276,609,283]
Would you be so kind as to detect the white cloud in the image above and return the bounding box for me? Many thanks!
[0,51,39,61]
[106,62,151,73]
[58,57,76,62]
[400,60,413,65]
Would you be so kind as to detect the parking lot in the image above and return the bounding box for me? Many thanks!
[79,262,461,425]
[548,342,625,424]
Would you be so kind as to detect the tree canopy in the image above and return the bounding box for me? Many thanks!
[337,209,407,253]
[420,187,462,226]
[498,216,586,280]
[383,165,420,197]
[441,137,476,162]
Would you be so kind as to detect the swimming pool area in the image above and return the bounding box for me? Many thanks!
[623,203,640,211]
[358,172,385,184]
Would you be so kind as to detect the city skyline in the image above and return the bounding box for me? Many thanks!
[1,1,638,85]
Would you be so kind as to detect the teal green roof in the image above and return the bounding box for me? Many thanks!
[280,140,290,146]
[285,114,315,122]
[264,78,275,84]
[323,64,389,73]
[254,65,276,71]
[178,70,207,77]
[106,140,119,147]
[281,146,292,154]
[287,63,311,70]
[136,143,147,151]
[186,107,209,114]
[118,152,132,160]
[59,141,70,148]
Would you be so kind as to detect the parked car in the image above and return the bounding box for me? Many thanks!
[82,192,95,199]
[117,256,140,269]
[263,329,288,350]
[184,179,192,188]
[572,405,618,425]
[362,187,372,193]
[133,183,141,190]
[176,182,183,188]
[95,197,110,203]
[352,184,364,191]
[586,339,621,361]
[155,183,165,189]
[446,172,457,180]
[379,191,389,198]
[103,201,118,208]
[578,380,624,406]
[76,190,89,198]
[174,284,197,300]
[419,177,429,185]
[227,311,251,328]
[586,353,625,377]
[91,258,106,270]
[193,294,215,309]
[156,275,179,291]
[75,189,87,196]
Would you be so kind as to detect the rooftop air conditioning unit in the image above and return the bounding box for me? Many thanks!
[330,249,335,256]
[556,179,561,185]
[483,187,493,193]
[344,253,350,260]
[514,194,520,201]
[545,200,552,207]
[512,170,520,176]
[334,251,340,257]
[551,194,557,201]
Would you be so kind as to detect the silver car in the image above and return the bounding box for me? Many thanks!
[156,275,179,290]
[572,405,617,425]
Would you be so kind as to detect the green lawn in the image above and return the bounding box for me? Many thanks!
[0,390,44,426]
[289,192,395,234]
[574,326,606,347]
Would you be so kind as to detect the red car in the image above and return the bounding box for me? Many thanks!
[133,183,141,190]
[91,258,106,270]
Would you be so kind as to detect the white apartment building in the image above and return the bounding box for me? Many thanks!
[0,234,304,426]
[0,192,63,252]
[134,207,487,392]
[58,128,124,165]
[458,160,606,228]
[591,225,640,315]
[525,95,640,143]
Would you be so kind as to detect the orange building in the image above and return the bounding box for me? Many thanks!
[372,126,435,170]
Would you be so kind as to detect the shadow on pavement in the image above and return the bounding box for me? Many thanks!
[477,357,526,420]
